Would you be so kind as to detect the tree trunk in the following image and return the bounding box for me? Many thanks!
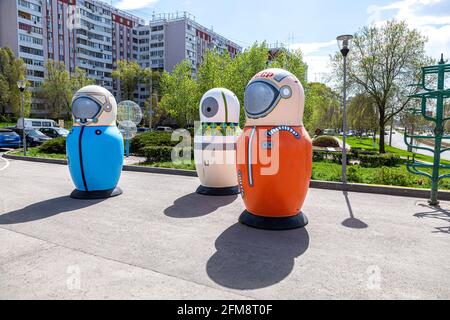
[379,119,386,154]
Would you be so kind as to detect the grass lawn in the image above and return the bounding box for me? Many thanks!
[10,148,66,160]
[139,161,196,171]
[313,161,450,190]
[0,122,16,128]
[346,136,450,165]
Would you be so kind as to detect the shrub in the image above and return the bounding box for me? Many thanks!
[374,167,413,186]
[130,131,194,155]
[313,150,352,164]
[312,135,340,148]
[39,137,66,154]
[351,148,378,157]
[359,153,401,168]
[0,114,14,123]
[347,165,363,183]
[142,146,192,163]
[313,151,327,162]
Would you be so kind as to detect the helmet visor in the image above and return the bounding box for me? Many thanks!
[244,81,280,118]
[72,97,101,121]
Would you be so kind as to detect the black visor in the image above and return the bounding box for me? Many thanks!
[72,97,101,121]
[244,81,280,118]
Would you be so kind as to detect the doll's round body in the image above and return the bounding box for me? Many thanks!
[195,88,241,195]
[237,69,312,229]
[236,125,312,217]
[67,125,124,192]
[66,85,124,199]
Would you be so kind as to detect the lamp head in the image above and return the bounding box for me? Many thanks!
[17,80,26,92]
[337,34,353,57]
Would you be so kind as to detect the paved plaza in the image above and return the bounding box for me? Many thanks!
[0,158,449,299]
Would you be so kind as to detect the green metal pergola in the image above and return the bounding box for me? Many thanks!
[404,55,450,206]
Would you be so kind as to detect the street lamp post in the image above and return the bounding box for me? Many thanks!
[17,80,27,156]
[337,34,353,185]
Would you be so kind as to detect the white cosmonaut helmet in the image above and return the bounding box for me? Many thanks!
[200,88,240,126]
[72,85,118,127]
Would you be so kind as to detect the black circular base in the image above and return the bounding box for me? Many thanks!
[196,185,240,196]
[70,187,123,200]
[239,210,308,230]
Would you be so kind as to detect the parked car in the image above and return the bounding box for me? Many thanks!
[16,118,59,130]
[156,126,173,133]
[137,127,151,133]
[0,129,21,149]
[323,129,337,136]
[12,128,52,147]
[39,127,70,138]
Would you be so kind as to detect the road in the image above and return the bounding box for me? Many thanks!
[386,131,450,161]
[0,159,449,299]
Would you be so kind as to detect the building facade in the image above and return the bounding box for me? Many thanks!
[0,1,241,116]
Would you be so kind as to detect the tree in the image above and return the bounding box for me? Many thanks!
[197,49,232,100]
[347,94,378,137]
[224,42,271,124]
[70,67,94,94]
[331,20,431,153]
[0,47,31,117]
[271,49,308,88]
[159,60,198,127]
[304,82,341,132]
[141,68,161,128]
[39,60,72,119]
[112,60,145,101]
[39,61,93,119]
[159,41,309,128]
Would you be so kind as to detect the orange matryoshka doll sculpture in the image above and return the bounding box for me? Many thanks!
[236,68,312,230]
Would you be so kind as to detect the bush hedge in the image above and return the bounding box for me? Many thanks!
[312,136,340,148]
[142,146,192,163]
[131,131,193,155]
[313,151,352,164]
[359,153,401,168]
[351,147,378,157]
[374,167,413,186]
[39,137,66,154]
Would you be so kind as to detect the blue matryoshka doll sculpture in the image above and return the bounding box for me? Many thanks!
[67,85,124,199]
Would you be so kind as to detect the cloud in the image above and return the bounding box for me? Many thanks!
[367,0,450,59]
[289,40,336,55]
[294,0,450,83]
[114,0,159,10]
[289,40,337,82]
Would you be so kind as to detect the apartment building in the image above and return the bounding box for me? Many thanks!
[135,12,241,105]
[0,1,241,115]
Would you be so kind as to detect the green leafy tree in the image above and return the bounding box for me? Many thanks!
[224,42,271,124]
[331,20,431,153]
[141,68,161,128]
[271,49,308,87]
[112,60,145,101]
[39,62,93,119]
[159,60,198,127]
[304,82,341,132]
[0,47,31,117]
[39,60,72,119]
[197,49,232,97]
[70,67,94,94]
[347,94,378,137]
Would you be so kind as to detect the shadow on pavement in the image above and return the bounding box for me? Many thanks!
[0,196,104,225]
[415,204,450,234]
[164,193,237,219]
[342,191,368,229]
[206,223,309,290]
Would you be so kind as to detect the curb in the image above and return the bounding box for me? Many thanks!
[4,153,450,201]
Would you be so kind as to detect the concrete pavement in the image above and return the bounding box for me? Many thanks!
[0,159,449,299]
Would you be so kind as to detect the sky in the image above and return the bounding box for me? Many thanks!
[110,0,450,81]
